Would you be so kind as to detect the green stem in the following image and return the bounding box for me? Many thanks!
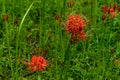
[2,0,14,79]
[15,1,34,79]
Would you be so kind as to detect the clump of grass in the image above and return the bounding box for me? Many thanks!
[1,0,120,80]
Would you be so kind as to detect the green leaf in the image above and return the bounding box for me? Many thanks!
[38,75,42,80]
[68,77,73,80]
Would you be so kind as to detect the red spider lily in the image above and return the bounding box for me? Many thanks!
[69,30,86,44]
[102,6,108,13]
[118,6,120,11]
[113,2,117,10]
[78,30,86,41]
[102,2,118,20]
[66,14,86,44]
[108,4,115,14]
[25,56,47,72]
[102,3,116,14]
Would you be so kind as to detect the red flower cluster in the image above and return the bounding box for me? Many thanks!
[102,2,120,20]
[66,14,86,44]
[26,56,47,72]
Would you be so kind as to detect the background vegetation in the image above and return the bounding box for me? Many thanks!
[0,0,120,80]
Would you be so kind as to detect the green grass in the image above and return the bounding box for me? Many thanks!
[0,0,120,80]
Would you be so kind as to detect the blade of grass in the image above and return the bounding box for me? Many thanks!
[15,1,34,79]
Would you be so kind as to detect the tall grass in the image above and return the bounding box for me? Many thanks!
[0,0,120,80]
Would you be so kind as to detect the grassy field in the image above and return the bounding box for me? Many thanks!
[1,0,120,80]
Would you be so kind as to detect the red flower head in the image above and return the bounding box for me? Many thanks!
[66,14,86,44]
[102,6,108,13]
[26,56,47,72]
[102,2,118,20]
[113,2,117,10]
[108,4,115,14]
[118,6,120,11]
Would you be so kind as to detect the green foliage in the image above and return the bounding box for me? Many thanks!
[0,0,120,80]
